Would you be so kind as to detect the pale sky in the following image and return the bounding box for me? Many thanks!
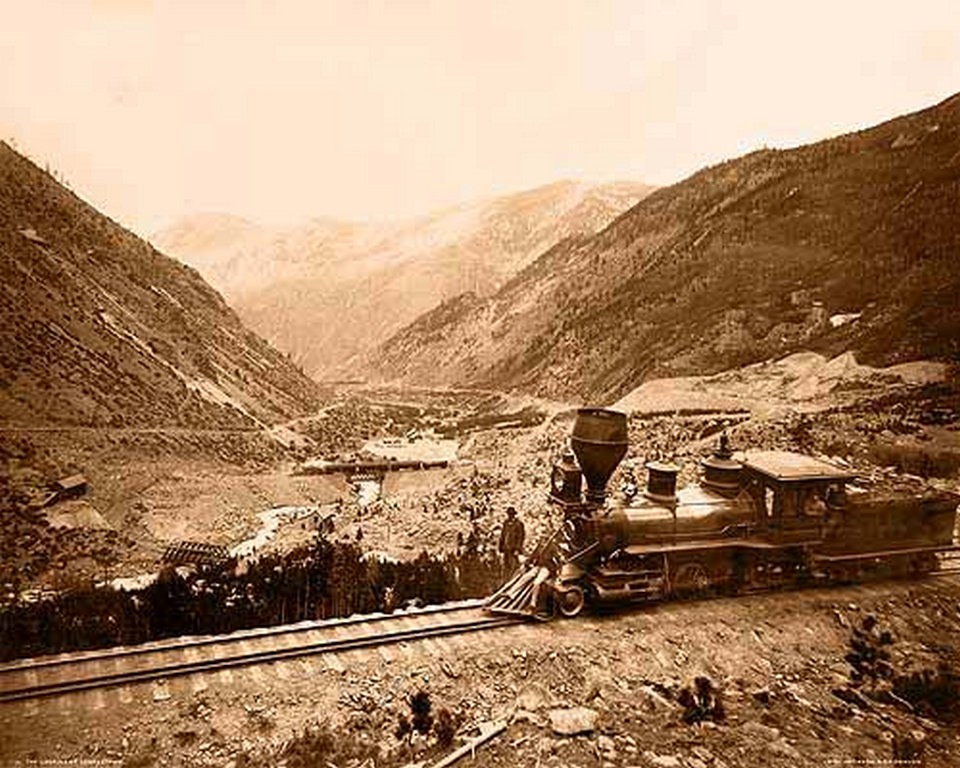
[2,0,958,237]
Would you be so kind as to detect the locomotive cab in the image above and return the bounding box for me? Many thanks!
[739,451,857,545]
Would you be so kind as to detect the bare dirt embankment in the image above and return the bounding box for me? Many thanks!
[614,351,950,416]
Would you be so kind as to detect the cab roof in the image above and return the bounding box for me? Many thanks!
[739,450,856,483]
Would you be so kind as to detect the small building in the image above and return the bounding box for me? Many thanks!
[44,474,89,506]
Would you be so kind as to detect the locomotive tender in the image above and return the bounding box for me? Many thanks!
[486,408,960,618]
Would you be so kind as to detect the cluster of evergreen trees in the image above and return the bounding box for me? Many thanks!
[0,536,502,661]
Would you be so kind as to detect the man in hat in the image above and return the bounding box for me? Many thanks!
[498,506,525,575]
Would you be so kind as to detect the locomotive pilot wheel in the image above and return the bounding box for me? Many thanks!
[556,584,586,617]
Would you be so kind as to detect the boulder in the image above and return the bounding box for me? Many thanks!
[548,707,598,736]
[516,683,552,711]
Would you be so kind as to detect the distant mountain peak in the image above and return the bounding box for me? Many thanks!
[155,179,655,379]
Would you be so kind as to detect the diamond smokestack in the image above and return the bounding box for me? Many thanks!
[570,408,628,503]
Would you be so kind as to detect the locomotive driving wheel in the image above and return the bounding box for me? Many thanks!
[671,562,711,598]
[555,584,586,617]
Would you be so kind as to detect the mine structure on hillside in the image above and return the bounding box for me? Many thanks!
[162,541,232,568]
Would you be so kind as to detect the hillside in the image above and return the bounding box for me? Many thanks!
[0,142,320,428]
[368,93,960,402]
[154,180,654,378]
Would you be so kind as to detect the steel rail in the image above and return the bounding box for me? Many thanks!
[0,599,487,674]
[0,610,520,703]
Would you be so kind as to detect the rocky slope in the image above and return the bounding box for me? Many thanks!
[0,142,319,428]
[368,93,960,402]
[155,181,654,378]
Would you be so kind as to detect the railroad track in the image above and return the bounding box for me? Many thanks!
[4,555,957,706]
[0,600,522,704]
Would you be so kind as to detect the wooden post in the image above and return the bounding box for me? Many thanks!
[429,720,507,768]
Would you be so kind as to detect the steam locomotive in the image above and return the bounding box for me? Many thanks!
[486,408,960,618]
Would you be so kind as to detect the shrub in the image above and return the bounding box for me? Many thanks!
[845,614,894,686]
[892,663,960,721]
[842,616,960,723]
[409,690,434,735]
[434,708,457,748]
[677,676,725,724]
[277,721,378,768]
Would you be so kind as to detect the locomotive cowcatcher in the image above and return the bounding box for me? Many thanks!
[486,408,960,618]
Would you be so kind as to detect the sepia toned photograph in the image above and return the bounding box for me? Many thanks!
[1,1,959,766]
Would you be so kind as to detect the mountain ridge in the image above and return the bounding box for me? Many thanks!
[0,141,320,428]
[365,92,960,402]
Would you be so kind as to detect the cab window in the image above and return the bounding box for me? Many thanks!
[802,488,827,517]
[781,490,799,517]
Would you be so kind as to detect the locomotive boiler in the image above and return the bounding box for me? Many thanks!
[486,408,960,618]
